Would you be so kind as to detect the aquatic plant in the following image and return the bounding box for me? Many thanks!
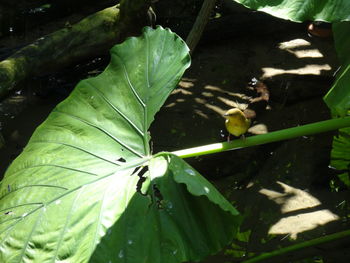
[1,1,350,262]
[0,26,241,263]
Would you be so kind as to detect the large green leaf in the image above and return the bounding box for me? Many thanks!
[324,22,350,117]
[90,153,241,263]
[0,26,241,263]
[232,0,350,22]
[323,22,350,188]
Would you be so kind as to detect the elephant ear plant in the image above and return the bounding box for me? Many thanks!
[0,26,241,263]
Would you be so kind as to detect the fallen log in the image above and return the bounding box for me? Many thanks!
[0,0,152,99]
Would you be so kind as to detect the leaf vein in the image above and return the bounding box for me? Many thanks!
[54,110,144,158]
[85,81,144,137]
[90,180,109,252]
[30,140,123,166]
[0,185,67,202]
[51,187,84,262]
[110,51,146,107]
[7,164,99,179]
[18,208,45,261]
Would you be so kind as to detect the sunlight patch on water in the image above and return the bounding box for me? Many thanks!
[259,182,320,213]
[269,210,339,239]
[279,38,324,58]
[248,123,268,135]
[263,38,330,78]
[260,181,339,239]
[262,64,331,78]
[279,38,311,49]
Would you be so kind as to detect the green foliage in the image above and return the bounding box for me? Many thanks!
[323,22,350,187]
[0,27,241,262]
[324,22,350,117]
[329,128,350,187]
[232,0,350,22]
[91,153,241,263]
[2,0,350,261]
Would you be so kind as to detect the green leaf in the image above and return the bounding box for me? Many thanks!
[323,22,350,187]
[90,153,241,263]
[324,64,350,117]
[232,0,350,22]
[0,26,240,263]
[0,26,189,262]
[329,128,350,187]
[324,22,350,117]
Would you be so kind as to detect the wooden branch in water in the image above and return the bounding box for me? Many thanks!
[186,0,217,54]
[0,0,151,99]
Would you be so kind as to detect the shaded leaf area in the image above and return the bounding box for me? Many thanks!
[0,26,191,262]
[90,154,241,263]
[233,0,350,22]
[324,22,350,117]
[323,22,350,188]
[330,128,350,187]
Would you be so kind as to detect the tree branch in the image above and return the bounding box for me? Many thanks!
[186,0,216,54]
[0,0,151,99]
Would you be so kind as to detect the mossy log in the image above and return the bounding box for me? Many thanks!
[0,0,151,99]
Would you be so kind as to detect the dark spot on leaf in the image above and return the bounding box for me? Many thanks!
[152,184,164,210]
[138,166,148,177]
[136,166,149,196]
[152,184,163,201]
[117,157,126,162]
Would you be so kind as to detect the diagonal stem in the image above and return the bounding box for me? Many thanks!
[240,229,350,263]
[172,116,350,158]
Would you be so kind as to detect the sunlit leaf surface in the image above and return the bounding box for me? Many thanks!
[0,26,240,263]
[233,0,350,22]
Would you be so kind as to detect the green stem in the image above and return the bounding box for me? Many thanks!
[240,229,350,263]
[172,116,350,158]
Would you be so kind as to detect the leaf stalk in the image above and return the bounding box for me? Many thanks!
[240,229,350,263]
[172,116,350,158]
